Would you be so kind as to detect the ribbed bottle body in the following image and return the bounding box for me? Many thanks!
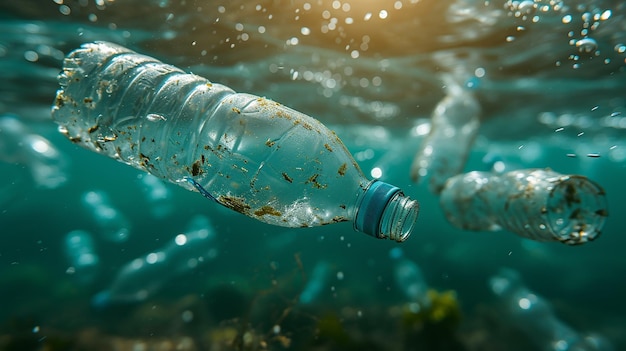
[440,169,607,245]
[411,79,480,194]
[52,42,366,228]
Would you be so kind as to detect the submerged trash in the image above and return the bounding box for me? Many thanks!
[51,41,419,242]
[0,114,68,189]
[439,169,608,245]
[81,190,131,243]
[93,215,217,307]
[489,268,614,351]
[411,76,481,194]
[63,229,99,285]
[390,247,431,310]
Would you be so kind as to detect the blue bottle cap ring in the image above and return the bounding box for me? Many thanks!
[355,180,401,238]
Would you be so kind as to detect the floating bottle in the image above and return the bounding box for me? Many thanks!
[64,229,99,285]
[138,173,173,218]
[439,169,608,245]
[389,247,431,310]
[0,114,68,189]
[51,41,419,242]
[410,76,480,194]
[298,261,332,305]
[82,190,131,243]
[489,268,613,351]
[93,215,217,307]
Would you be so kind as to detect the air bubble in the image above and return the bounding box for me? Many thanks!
[575,38,597,53]
[517,1,535,15]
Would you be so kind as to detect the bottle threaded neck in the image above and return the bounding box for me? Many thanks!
[355,180,420,242]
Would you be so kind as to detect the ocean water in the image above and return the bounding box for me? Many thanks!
[1,1,625,350]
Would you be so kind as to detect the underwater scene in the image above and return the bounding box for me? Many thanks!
[1,0,625,350]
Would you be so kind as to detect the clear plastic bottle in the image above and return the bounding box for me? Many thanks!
[51,41,419,242]
[138,173,173,218]
[81,190,131,243]
[439,169,608,245]
[410,76,481,194]
[389,247,431,310]
[489,268,614,351]
[93,215,217,307]
[64,229,99,285]
[298,261,332,306]
[0,114,68,189]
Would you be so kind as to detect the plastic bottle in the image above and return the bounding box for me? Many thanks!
[410,76,480,194]
[51,41,419,242]
[489,268,613,351]
[64,229,99,285]
[81,190,132,243]
[93,215,217,307]
[0,114,68,189]
[138,173,173,218]
[439,168,608,245]
[298,261,332,305]
[389,247,431,310]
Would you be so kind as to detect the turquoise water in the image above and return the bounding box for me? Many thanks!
[1,1,625,350]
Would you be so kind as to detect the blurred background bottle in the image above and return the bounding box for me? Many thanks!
[63,229,99,285]
[81,190,131,243]
[439,169,608,245]
[138,173,173,218]
[411,75,481,194]
[489,268,613,351]
[298,260,332,306]
[389,247,431,311]
[0,114,68,189]
[92,215,217,307]
[51,42,419,242]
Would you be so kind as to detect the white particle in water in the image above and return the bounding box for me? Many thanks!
[379,10,388,19]
[146,113,166,122]
[562,15,572,24]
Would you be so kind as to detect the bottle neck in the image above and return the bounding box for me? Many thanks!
[354,180,420,242]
